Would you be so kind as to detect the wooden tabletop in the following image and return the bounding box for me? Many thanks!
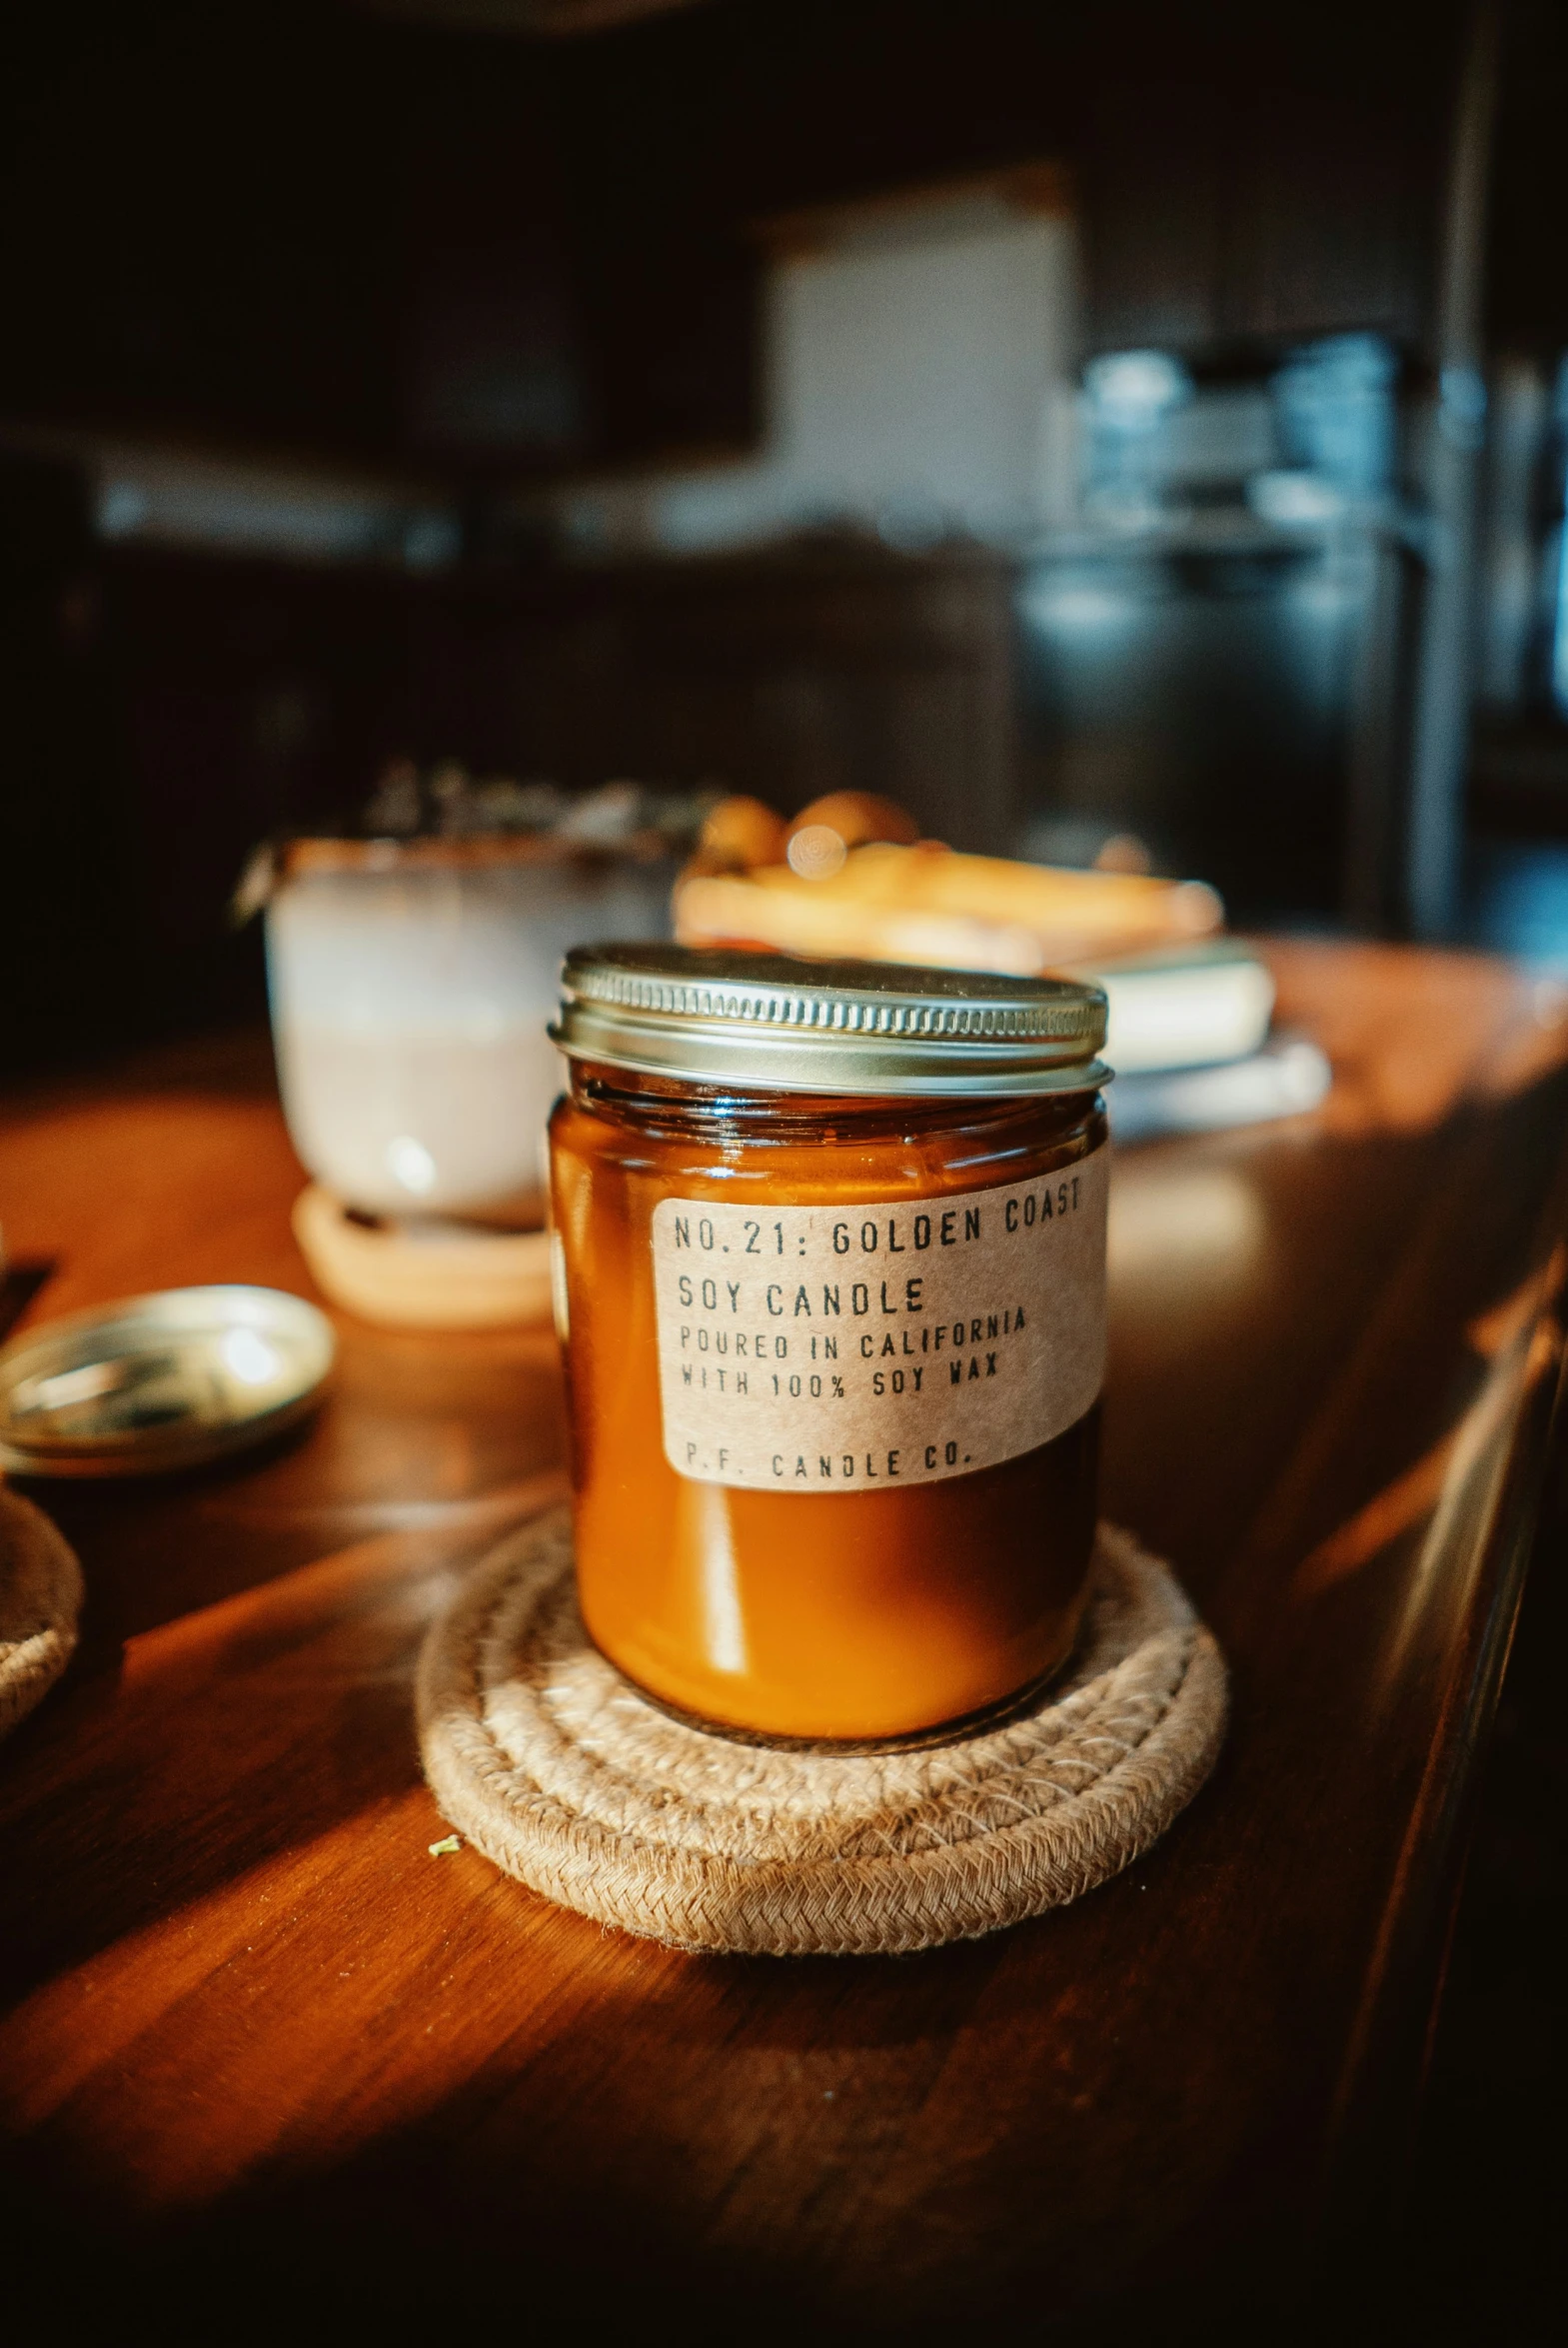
[2,940,1567,2333]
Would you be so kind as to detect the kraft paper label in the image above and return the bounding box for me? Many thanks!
[651,1146,1107,1491]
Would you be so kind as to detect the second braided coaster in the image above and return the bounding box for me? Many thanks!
[0,1486,83,1740]
[417,1511,1226,1956]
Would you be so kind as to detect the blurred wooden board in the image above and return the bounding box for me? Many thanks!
[1,943,1566,2331]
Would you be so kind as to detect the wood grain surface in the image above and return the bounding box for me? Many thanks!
[1,949,1566,2337]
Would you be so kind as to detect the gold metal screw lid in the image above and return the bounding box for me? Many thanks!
[552,945,1108,1098]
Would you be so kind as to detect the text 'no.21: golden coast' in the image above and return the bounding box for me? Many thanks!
[651,1151,1109,1492]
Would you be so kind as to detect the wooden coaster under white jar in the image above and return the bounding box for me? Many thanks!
[293,1184,556,1332]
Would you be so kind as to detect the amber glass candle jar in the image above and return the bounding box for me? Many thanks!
[549,947,1109,1744]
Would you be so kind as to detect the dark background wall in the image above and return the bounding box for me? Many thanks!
[2,0,1470,479]
[8,0,1568,1077]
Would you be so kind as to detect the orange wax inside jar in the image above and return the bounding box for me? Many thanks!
[549,947,1110,1745]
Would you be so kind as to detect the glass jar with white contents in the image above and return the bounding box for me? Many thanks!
[265,837,670,1220]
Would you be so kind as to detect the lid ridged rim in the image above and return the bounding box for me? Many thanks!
[553,946,1107,1098]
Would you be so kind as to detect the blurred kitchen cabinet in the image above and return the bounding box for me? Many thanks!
[494,545,1019,851]
[1082,63,1450,358]
[0,455,136,1077]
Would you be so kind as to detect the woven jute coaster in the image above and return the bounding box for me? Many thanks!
[0,1486,83,1740]
[417,1509,1226,1956]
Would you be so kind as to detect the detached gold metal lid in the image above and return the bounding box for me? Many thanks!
[553,945,1108,1098]
[0,1285,335,1479]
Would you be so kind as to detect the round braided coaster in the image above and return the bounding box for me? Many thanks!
[417,1510,1227,1956]
[0,1486,83,1740]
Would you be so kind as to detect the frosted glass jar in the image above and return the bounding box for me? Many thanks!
[266,839,670,1219]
